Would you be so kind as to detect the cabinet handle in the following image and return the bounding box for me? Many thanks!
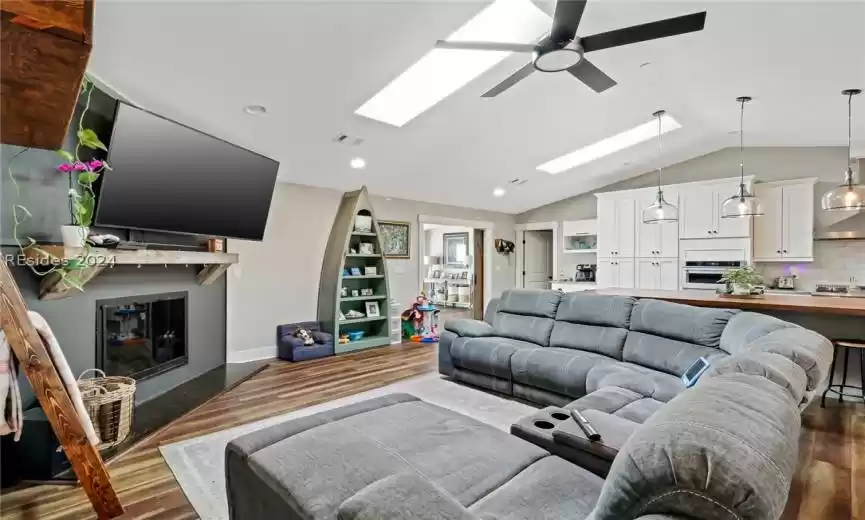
[783,249,788,254]
[776,250,781,254]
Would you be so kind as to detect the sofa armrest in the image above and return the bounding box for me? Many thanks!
[444,319,493,338]
[338,472,479,520]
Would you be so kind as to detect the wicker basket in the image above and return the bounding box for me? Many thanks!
[77,369,136,450]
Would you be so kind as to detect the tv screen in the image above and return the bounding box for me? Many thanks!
[95,103,279,241]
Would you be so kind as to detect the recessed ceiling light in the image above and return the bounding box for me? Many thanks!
[350,158,366,169]
[538,114,682,174]
[493,187,506,197]
[244,104,267,115]
[354,0,549,127]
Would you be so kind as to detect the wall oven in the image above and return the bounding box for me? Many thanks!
[682,261,745,290]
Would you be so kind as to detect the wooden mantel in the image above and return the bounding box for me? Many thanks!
[23,246,238,301]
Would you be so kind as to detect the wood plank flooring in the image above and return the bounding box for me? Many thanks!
[1,342,862,520]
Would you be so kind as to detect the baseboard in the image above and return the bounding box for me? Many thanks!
[227,345,277,363]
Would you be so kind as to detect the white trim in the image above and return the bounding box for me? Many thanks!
[514,221,559,289]
[418,214,494,311]
[594,176,753,198]
[227,345,277,363]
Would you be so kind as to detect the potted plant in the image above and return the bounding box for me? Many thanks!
[719,266,763,296]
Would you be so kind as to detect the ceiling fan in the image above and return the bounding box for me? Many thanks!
[435,0,707,97]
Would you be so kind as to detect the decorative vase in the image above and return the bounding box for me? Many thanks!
[61,225,89,247]
[731,283,751,296]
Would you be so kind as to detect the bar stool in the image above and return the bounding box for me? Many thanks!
[821,339,865,407]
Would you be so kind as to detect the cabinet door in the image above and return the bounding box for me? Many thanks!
[596,259,616,288]
[753,184,783,260]
[636,193,661,257]
[636,259,659,290]
[782,183,814,260]
[596,199,617,258]
[679,185,716,238]
[715,183,752,238]
[615,198,637,257]
[617,258,636,289]
[657,188,679,257]
[658,259,679,290]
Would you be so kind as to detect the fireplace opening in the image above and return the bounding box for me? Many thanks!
[96,292,188,381]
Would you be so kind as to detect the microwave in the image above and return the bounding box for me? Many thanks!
[682,260,746,290]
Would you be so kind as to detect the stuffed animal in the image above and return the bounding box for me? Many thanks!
[294,328,314,346]
[339,333,350,344]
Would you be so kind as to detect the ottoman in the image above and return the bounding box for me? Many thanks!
[225,394,605,520]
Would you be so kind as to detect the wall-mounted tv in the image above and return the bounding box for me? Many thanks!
[95,102,279,241]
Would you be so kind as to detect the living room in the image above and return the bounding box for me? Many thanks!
[0,1,863,519]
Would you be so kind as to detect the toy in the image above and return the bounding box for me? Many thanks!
[338,333,350,344]
[401,293,439,342]
[293,328,315,346]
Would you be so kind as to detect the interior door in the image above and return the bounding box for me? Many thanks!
[472,228,485,320]
[523,230,553,290]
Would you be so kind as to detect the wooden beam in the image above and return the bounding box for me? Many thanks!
[0,261,124,519]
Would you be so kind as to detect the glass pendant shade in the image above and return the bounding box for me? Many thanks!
[822,170,865,211]
[721,184,764,218]
[643,190,679,223]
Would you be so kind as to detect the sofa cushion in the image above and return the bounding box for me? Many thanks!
[622,331,726,377]
[567,386,665,424]
[719,311,795,355]
[629,298,738,348]
[703,351,808,404]
[590,374,801,520]
[555,293,637,328]
[445,319,494,338]
[338,473,478,520]
[585,362,684,403]
[450,337,538,379]
[469,456,603,520]
[492,290,562,346]
[549,322,628,359]
[511,347,615,398]
[741,327,833,392]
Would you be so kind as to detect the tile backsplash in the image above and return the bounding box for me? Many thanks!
[757,240,865,290]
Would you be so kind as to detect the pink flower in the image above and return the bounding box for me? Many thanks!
[73,162,87,171]
[89,159,103,170]
[57,163,73,173]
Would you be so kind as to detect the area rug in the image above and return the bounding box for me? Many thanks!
[159,373,538,520]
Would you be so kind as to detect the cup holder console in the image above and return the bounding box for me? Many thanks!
[533,420,555,430]
[550,412,570,421]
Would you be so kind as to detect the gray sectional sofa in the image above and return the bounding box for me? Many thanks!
[225,290,832,520]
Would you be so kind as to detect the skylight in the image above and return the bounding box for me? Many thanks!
[538,114,683,174]
[355,0,550,127]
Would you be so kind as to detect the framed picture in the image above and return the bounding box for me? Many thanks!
[378,220,410,258]
[351,289,360,297]
[341,286,348,297]
[365,301,380,317]
[350,267,362,276]
[365,266,377,276]
[443,232,469,267]
[359,242,375,255]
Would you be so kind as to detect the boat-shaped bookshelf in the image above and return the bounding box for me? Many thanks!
[317,186,392,354]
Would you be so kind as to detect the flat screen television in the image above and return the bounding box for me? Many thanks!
[95,102,279,241]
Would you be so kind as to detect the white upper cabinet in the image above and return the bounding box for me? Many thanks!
[636,189,679,258]
[562,219,598,253]
[753,179,816,262]
[596,195,636,258]
[679,179,753,239]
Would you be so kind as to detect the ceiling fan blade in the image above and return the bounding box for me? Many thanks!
[482,62,535,97]
[567,59,616,93]
[550,0,588,43]
[580,11,707,53]
[435,40,535,53]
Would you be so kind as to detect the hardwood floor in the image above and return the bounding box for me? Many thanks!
[1,342,862,519]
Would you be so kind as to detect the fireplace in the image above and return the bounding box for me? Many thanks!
[96,292,188,381]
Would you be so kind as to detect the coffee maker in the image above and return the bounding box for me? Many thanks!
[575,264,596,282]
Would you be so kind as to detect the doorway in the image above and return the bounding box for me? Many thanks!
[522,230,554,290]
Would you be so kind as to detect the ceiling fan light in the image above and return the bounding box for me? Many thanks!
[533,48,581,72]
[642,191,679,224]
[721,186,764,218]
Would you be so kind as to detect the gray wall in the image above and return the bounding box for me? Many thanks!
[10,265,226,404]
[516,147,855,277]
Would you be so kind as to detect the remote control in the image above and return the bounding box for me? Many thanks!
[570,409,601,442]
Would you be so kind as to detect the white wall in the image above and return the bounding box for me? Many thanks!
[226,183,515,358]
[517,147,856,280]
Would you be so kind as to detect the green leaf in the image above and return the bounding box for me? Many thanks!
[56,150,75,162]
[78,172,99,184]
[63,258,86,271]
[77,128,107,151]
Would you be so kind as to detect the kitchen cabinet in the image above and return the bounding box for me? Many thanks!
[637,189,679,257]
[679,180,753,239]
[753,178,816,262]
[636,258,679,291]
[562,219,598,253]
[596,196,636,258]
[597,258,635,289]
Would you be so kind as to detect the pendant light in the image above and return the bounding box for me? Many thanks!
[822,89,864,211]
[721,96,763,218]
[642,110,679,224]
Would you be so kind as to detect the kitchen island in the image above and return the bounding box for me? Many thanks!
[594,289,865,317]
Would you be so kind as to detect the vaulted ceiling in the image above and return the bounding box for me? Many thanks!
[89,1,865,214]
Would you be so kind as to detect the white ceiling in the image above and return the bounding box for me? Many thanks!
[89,1,865,214]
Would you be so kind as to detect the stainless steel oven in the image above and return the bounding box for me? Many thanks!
[682,261,746,290]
